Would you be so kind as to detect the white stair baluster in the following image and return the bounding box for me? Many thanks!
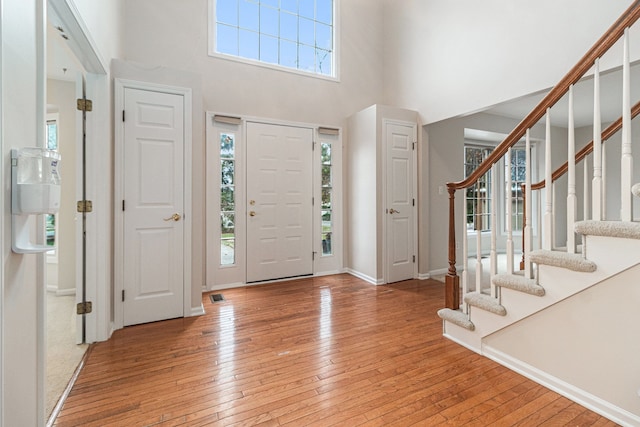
[537,190,542,250]
[476,214,483,293]
[592,58,603,221]
[524,129,532,279]
[462,188,469,313]
[544,109,553,250]
[603,146,607,220]
[621,27,633,221]
[506,148,514,274]
[490,163,498,297]
[567,85,577,254]
[583,159,590,221]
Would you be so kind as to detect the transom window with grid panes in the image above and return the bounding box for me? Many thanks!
[465,145,493,232]
[212,0,335,77]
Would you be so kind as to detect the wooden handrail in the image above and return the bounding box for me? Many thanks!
[447,0,640,193]
[445,0,640,309]
[531,100,640,190]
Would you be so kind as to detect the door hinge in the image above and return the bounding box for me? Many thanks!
[412,198,415,207]
[413,255,416,263]
[77,200,93,213]
[77,98,93,112]
[412,142,416,151]
[76,301,93,315]
[122,110,125,122]
[122,200,125,211]
[312,197,314,206]
[122,290,125,302]
[312,251,317,261]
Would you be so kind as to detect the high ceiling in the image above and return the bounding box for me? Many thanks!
[484,63,640,129]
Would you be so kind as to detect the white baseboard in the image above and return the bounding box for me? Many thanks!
[345,269,384,285]
[46,285,76,296]
[190,303,205,317]
[428,267,449,277]
[482,345,640,427]
[417,273,431,280]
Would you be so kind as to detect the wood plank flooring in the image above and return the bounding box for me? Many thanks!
[53,275,617,426]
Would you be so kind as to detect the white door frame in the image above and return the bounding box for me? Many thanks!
[113,78,193,331]
[46,0,110,346]
[205,113,344,290]
[381,119,418,283]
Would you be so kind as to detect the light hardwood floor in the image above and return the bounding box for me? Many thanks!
[53,274,617,426]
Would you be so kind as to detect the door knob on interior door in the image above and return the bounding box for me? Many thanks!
[389,208,400,214]
[163,213,181,222]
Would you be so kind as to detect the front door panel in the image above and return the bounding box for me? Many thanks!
[246,123,313,282]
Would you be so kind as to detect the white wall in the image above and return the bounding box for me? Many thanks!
[2,1,44,425]
[347,106,378,281]
[484,262,640,420]
[122,0,385,128]
[69,0,124,63]
[111,59,204,315]
[383,0,638,124]
[424,112,571,274]
[1,0,123,424]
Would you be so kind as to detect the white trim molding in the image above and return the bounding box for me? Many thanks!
[113,78,193,330]
[345,269,384,285]
[483,345,640,427]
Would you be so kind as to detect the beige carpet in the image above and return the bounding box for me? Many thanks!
[46,293,88,418]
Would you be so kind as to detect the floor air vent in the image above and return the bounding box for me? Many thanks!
[210,293,225,303]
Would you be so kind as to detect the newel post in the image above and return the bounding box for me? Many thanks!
[445,186,460,309]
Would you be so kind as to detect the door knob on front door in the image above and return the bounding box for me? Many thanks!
[163,213,181,222]
[389,208,400,214]
[249,211,257,217]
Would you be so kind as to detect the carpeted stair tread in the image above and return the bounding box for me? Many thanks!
[529,249,597,272]
[575,220,640,240]
[463,292,507,316]
[492,273,545,296]
[437,308,475,331]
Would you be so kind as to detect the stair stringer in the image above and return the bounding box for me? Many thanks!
[442,234,640,353]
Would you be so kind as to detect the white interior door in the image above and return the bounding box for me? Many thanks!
[246,122,313,282]
[385,122,416,283]
[122,87,184,326]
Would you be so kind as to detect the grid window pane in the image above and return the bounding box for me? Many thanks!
[280,11,298,41]
[320,142,333,256]
[316,0,332,24]
[239,29,259,60]
[281,0,298,13]
[316,48,331,75]
[260,34,278,63]
[239,0,259,30]
[217,0,238,25]
[299,44,315,72]
[464,146,493,232]
[215,0,334,77]
[279,39,298,68]
[260,5,278,36]
[299,0,314,19]
[219,131,237,266]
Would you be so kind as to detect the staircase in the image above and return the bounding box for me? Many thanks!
[436,2,640,426]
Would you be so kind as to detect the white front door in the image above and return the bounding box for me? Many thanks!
[246,122,313,282]
[122,88,185,326]
[385,121,416,283]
